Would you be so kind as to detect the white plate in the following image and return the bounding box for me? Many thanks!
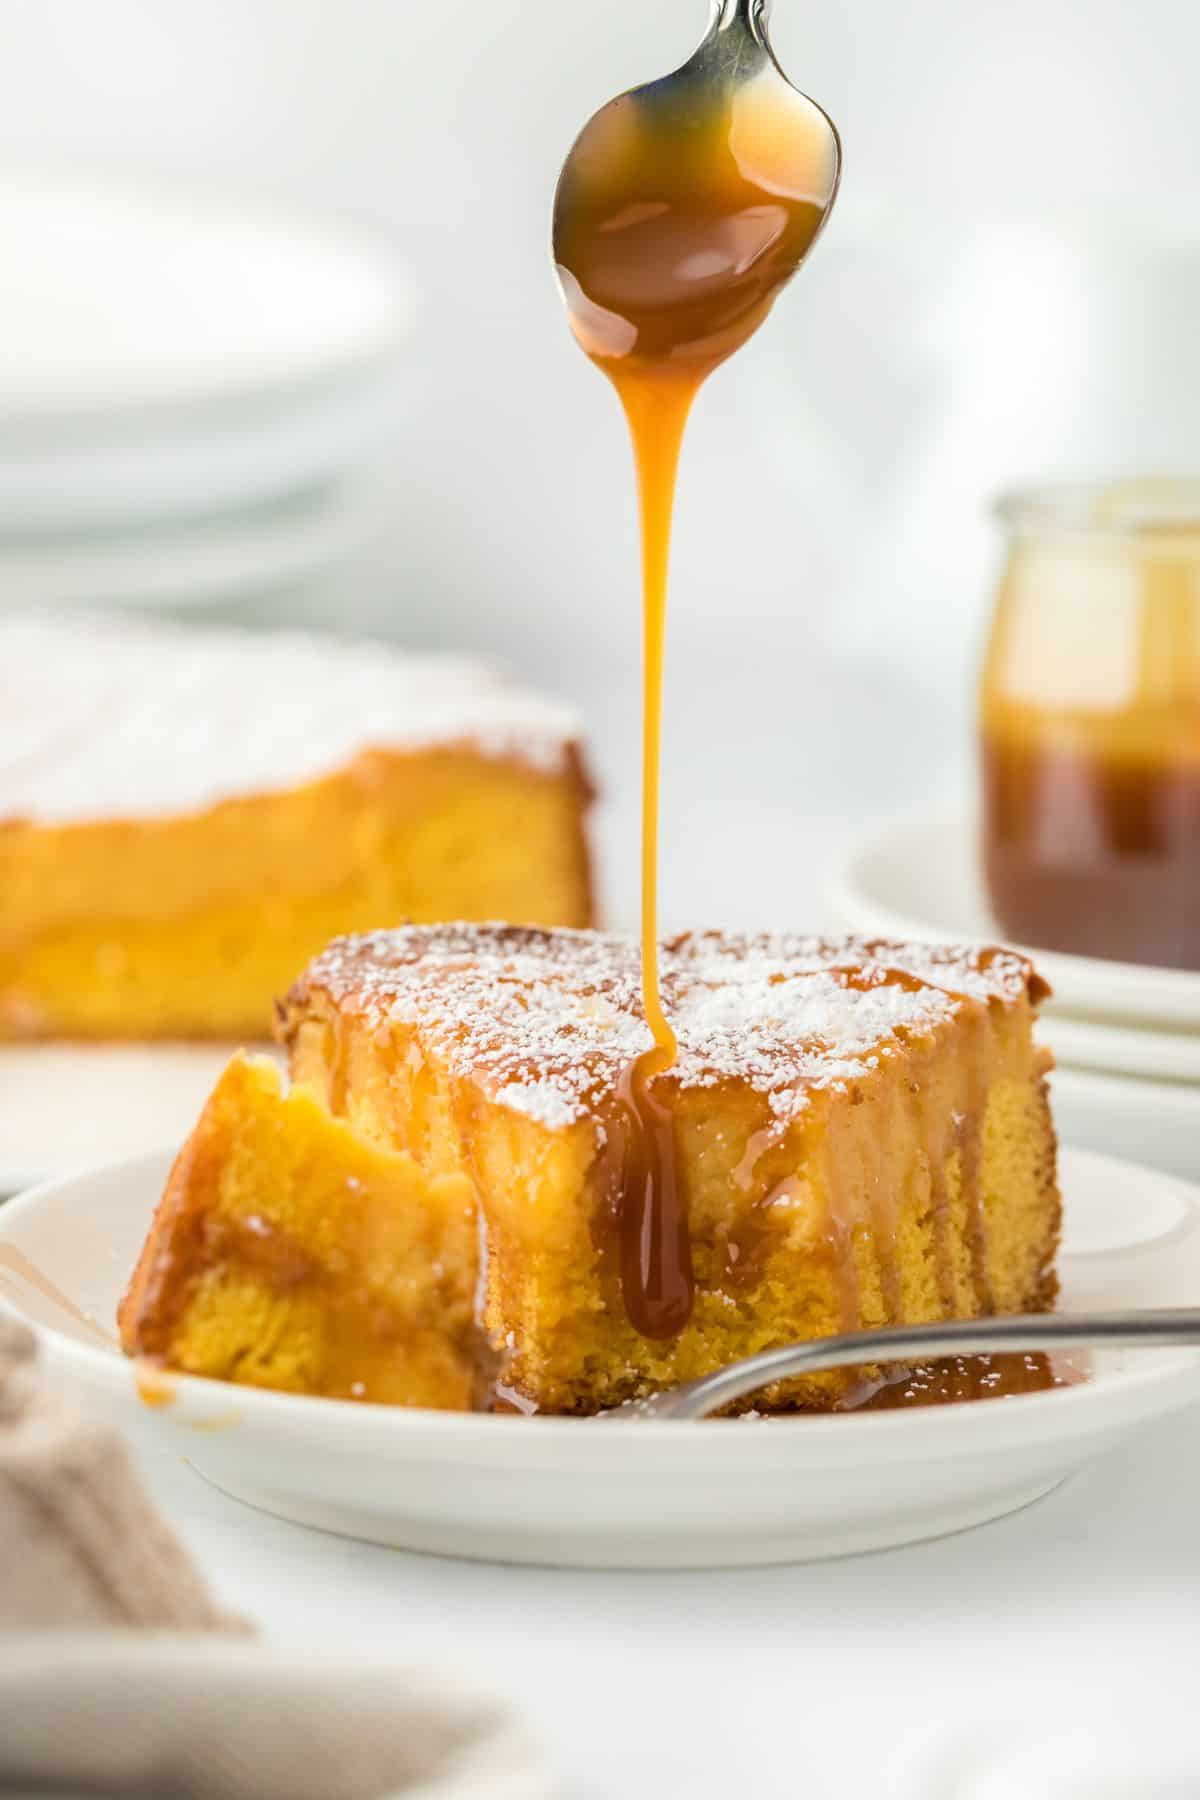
[0,1044,275,1196]
[827,815,1200,1032]
[2,1146,1199,1569]
[0,381,405,538]
[1048,1066,1200,1186]
[0,167,409,426]
[0,169,414,534]
[1043,1015,1200,1080]
[0,478,383,612]
[1042,1013,1200,1086]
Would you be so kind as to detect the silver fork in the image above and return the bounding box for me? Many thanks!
[631,1309,1200,1419]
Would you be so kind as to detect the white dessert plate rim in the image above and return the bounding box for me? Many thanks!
[827,813,1200,1032]
[1041,1014,1200,1084]
[1050,1061,1200,1108]
[2,1143,1199,1447]
[0,165,414,424]
[0,479,381,613]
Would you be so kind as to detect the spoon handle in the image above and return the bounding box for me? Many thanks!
[709,0,772,42]
[712,0,768,19]
[642,1309,1200,1419]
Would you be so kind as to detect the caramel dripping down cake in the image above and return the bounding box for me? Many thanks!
[119,1052,486,1408]
[0,614,594,1040]
[280,924,1061,1414]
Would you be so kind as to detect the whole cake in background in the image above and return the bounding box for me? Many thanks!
[119,1051,485,1410]
[0,614,594,1040]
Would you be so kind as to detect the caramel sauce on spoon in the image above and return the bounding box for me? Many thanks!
[553,1,840,1335]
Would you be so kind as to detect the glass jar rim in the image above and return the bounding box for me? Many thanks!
[995,478,1200,541]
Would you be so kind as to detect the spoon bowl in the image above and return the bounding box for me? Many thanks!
[552,0,842,377]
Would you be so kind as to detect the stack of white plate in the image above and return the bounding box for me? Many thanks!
[0,166,414,611]
[828,817,1200,1182]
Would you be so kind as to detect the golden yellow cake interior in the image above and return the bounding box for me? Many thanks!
[119,1051,483,1409]
[0,615,594,1041]
[279,924,1060,1414]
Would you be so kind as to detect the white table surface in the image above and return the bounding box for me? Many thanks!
[130,1398,1200,1799]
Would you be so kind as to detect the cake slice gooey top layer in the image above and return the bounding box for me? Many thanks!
[300,925,1041,1129]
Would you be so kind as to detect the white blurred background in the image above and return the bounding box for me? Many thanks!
[1,0,1197,927]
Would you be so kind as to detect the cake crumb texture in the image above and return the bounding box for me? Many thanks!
[119,1052,484,1409]
[282,925,1061,1413]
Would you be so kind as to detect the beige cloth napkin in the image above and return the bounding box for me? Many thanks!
[0,1315,553,1799]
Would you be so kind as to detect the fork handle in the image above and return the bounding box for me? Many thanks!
[647,1309,1200,1420]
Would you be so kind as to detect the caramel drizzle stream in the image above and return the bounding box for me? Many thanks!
[554,62,836,1340]
[606,374,700,1339]
[871,1077,904,1325]
[822,1105,862,1336]
[959,1004,995,1313]
[928,1153,957,1317]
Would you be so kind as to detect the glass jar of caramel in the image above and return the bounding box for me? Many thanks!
[980,481,1200,970]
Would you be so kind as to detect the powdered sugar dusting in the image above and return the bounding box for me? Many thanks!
[290,924,1041,1127]
[0,614,582,825]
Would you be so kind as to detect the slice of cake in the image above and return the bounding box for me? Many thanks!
[0,614,594,1041]
[119,1052,484,1408]
[280,924,1060,1413]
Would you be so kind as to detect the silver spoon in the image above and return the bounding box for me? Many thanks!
[632,1310,1200,1419]
[654,0,840,119]
[695,0,831,95]
[552,0,842,371]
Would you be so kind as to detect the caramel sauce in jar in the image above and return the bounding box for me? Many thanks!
[554,7,839,1336]
[981,481,1200,970]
